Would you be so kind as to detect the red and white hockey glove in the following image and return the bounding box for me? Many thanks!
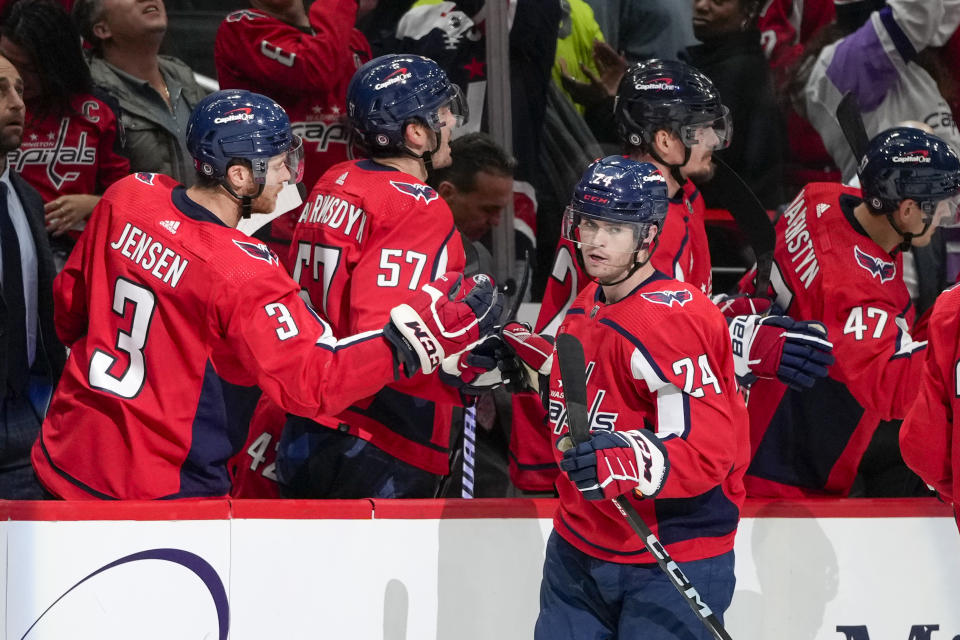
[558,429,669,501]
[711,293,775,319]
[729,314,835,390]
[385,273,502,376]
[500,322,555,393]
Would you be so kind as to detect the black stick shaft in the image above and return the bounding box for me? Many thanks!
[555,333,733,640]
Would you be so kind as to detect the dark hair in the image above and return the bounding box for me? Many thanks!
[427,132,517,191]
[71,0,105,56]
[1,0,92,121]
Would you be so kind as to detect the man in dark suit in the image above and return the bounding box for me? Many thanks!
[0,54,65,498]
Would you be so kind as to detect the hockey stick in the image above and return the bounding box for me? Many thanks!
[699,156,776,298]
[836,92,870,165]
[555,333,734,640]
[462,251,532,498]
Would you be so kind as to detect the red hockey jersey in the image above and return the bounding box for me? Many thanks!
[242,159,466,484]
[214,4,370,193]
[901,283,960,528]
[549,273,749,563]
[32,173,399,500]
[740,183,925,497]
[12,94,129,204]
[509,181,712,491]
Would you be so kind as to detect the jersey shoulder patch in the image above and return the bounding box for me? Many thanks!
[640,289,693,307]
[389,180,438,204]
[853,245,896,283]
[233,239,280,266]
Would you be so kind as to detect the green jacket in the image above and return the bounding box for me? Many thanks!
[89,55,207,185]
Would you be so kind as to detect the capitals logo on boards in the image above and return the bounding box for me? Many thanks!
[390,181,439,203]
[854,246,896,283]
[233,239,280,265]
[836,624,944,640]
[548,361,619,435]
[641,290,693,307]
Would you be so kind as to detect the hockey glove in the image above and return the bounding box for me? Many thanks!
[558,429,669,501]
[729,314,835,390]
[440,335,509,396]
[500,322,555,393]
[385,273,502,376]
[711,293,777,319]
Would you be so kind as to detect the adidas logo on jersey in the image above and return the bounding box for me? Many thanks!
[158,220,180,234]
[335,171,349,185]
[816,203,830,218]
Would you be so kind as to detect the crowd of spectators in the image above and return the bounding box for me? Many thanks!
[0,0,959,504]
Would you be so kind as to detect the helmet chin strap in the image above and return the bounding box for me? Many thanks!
[885,209,932,254]
[222,182,265,219]
[401,124,441,171]
[588,236,660,287]
[648,144,691,187]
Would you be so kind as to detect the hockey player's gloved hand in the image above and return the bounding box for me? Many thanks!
[711,293,778,319]
[558,429,669,501]
[440,335,508,396]
[385,272,502,377]
[729,314,835,390]
[499,322,555,393]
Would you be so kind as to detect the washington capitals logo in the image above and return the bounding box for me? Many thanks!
[641,290,693,307]
[134,172,156,185]
[854,246,896,282]
[233,239,279,265]
[390,181,438,203]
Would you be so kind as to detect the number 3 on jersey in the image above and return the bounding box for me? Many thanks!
[89,278,156,398]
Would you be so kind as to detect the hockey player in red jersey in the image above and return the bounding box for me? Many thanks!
[901,282,960,531]
[511,58,835,492]
[32,90,502,500]
[214,0,372,257]
[533,156,748,639]
[235,54,500,499]
[740,127,960,497]
[511,59,728,491]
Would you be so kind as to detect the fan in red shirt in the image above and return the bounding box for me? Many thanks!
[0,0,129,253]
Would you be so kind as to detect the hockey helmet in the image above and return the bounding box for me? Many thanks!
[186,90,304,185]
[615,59,731,152]
[346,54,467,155]
[562,156,669,254]
[859,127,960,218]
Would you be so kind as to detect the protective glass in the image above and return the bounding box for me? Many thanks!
[933,192,960,226]
[426,84,469,130]
[561,208,649,254]
[678,105,732,150]
[284,135,305,185]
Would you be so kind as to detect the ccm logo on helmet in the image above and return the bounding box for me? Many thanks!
[375,68,412,90]
[892,150,932,164]
[582,194,611,203]
[214,107,255,124]
[637,77,677,91]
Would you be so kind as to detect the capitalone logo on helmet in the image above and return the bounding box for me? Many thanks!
[375,68,411,90]
[892,150,932,164]
[642,174,665,182]
[214,107,254,124]
[637,77,677,91]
